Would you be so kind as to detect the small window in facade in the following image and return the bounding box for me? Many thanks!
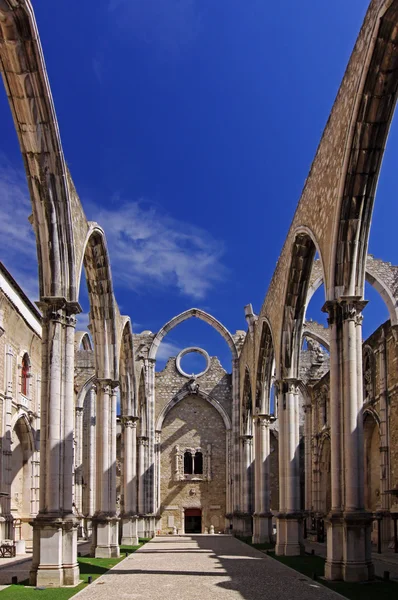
[194,451,203,475]
[21,353,30,396]
[184,451,193,474]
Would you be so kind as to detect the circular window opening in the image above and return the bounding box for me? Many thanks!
[176,347,210,378]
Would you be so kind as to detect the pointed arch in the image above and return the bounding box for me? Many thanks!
[242,368,253,436]
[137,367,148,437]
[74,331,93,351]
[331,1,398,299]
[308,256,398,327]
[148,308,238,362]
[255,319,275,415]
[77,224,118,380]
[156,387,231,432]
[119,317,136,416]
[0,1,77,301]
[281,229,325,379]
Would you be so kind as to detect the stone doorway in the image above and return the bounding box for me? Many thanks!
[185,509,202,533]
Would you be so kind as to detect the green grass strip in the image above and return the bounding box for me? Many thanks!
[0,539,147,599]
[236,535,397,600]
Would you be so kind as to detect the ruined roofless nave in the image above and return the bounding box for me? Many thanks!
[1,0,398,588]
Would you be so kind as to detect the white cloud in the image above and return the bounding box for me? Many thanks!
[89,199,226,300]
[0,157,39,301]
[156,339,181,361]
[0,159,227,303]
[108,0,200,57]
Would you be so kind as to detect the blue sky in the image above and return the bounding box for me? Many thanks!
[0,0,397,372]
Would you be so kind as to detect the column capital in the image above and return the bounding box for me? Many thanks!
[37,297,82,323]
[256,414,272,428]
[283,378,300,394]
[322,297,367,326]
[121,416,139,428]
[96,379,113,394]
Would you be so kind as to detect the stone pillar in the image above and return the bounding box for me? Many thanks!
[74,406,84,527]
[304,401,313,522]
[376,330,391,548]
[276,381,287,555]
[284,379,303,555]
[91,381,120,558]
[121,417,139,546]
[1,345,13,538]
[241,434,253,536]
[30,300,80,587]
[84,385,96,536]
[137,435,147,537]
[231,358,241,532]
[253,416,273,543]
[323,299,373,582]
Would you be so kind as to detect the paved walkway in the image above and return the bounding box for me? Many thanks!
[76,536,341,600]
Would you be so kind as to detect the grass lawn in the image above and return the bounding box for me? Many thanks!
[269,551,398,600]
[0,539,147,599]
[236,535,398,600]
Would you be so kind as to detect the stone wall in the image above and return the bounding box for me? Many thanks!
[156,355,232,534]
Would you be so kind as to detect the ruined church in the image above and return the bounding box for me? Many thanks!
[1,0,398,589]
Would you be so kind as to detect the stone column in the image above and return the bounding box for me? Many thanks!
[276,381,287,555]
[91,380,120,558]
[84,385,96,536]
[1,345,13,539]
[376,330,391,549]
[304,401,313,521]
[231,358,241,532]
[323,299,373,582]
[30,300,80,587]
[253,416,273,543]
[241,434,253,536]
[121,417,139,545]
[74,407,84,522]
[284,379,303,555]
[137,436,147,536]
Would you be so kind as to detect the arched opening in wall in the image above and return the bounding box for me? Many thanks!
[10,417,34,548]
[77,228,117,382]
[21,353,31,397]
[137,369,147,438]
[363,412,381,513]
[281,234,326,521]
[119,321,135,418]
[255,321,275,416]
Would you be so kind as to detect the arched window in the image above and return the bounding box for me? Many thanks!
[184,451,193,475]
[194,452,203,475]
[363,347,375,403]
[21,353,30,397]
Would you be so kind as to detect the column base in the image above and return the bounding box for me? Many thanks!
[91,515,120,558]
[29,514,80,587]
[275,513,304,556]
[121,515,139,546]
[252,513,273,544]
[325,511,374,582]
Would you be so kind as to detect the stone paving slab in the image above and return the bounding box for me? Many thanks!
[76,535,343,600]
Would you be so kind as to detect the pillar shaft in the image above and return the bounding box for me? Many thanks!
[121,417,139,545]
[276,380,303,556]
[30,300,80,587]
[323,299,373,582]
